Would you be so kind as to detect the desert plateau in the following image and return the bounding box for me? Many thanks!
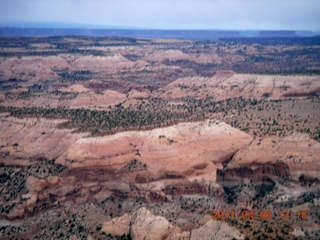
[0,34,319,240]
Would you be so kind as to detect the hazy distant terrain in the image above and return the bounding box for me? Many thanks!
[0,35,319,240]
[1,27,320,40]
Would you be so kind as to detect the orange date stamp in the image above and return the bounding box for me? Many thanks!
[212,209,308,220]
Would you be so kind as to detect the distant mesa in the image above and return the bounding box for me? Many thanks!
[0,27,318,40]
[257,30,298,38]
[0,27,241,40]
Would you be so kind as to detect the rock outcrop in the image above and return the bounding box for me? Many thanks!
[101,213,131,236]
[101,208,244,240]
[6,175,61,220]
[190,219,244,240]
[26,175,61,192]
[130,208,176,240]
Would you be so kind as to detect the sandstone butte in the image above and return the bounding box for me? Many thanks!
[55,119,252,183]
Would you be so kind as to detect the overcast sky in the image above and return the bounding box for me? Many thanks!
[0,0,319,30]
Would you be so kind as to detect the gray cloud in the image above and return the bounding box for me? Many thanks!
[0,0,319,30]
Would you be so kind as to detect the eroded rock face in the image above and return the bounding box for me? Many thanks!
[216,162,290,185]
[163,180,208,196]
[130,207,176,240]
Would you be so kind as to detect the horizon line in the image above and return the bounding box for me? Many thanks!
[0,22,319,32]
